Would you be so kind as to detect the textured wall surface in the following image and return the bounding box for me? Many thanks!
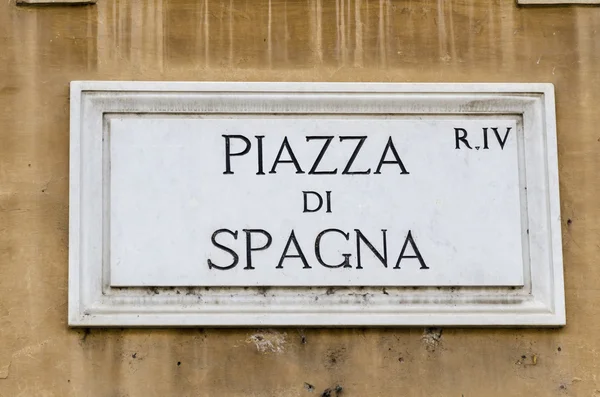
[1,0,600,396]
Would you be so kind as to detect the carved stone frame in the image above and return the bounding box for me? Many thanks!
[69,82,564,327]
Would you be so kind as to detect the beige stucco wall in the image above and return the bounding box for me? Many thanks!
[1,0,599,396]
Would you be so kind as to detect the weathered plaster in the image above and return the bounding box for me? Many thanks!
[1,0,599,395]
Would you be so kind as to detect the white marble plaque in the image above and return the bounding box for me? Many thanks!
[69,82,564,326]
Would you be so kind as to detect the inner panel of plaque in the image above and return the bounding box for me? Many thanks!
[105,114,526,287]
